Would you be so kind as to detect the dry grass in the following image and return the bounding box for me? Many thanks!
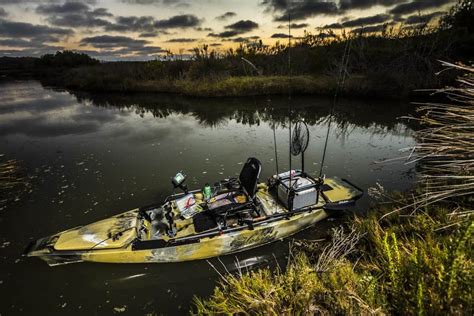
[381,62,473,220]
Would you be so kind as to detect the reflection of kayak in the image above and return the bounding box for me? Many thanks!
[25,158,362,266]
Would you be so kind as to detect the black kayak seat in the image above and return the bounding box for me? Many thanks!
[239,157,262,199]
[193,157,262,233]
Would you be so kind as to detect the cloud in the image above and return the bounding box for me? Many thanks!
[208,31,241,38]
[339,0,402,10]
[36,2,112,28]
[196,26,213,31]
[263,0,450,22]
[389,0,453,15]
[224,20,259,32]
[341,14,391,27]
[208,19,259,38]
[403,11,445,25]
[166,38,196,42]
[0,8,8,17]
[106,15,155,32]
[322,22,343,29]
[36,2,89,14]
[271,33,292,38]
[0,19,73,38]
[209,23,259,38]
[224,36,260,43]
[262,0,339,21]
[0,0,96,4]
[215,12,237,21]
[154,14,202,28]
[139,31,158,37]
[121,0,189,6]
[278,23,309,29]
[80,35,150,49]
[78,35,166,59]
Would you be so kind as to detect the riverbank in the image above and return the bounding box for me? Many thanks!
[55,73,424,99]
[192,64,474,314]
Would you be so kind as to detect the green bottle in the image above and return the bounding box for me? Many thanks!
[203,183,212,200]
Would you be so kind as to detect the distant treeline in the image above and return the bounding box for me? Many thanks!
[1,0,473,98]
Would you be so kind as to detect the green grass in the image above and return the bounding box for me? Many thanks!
[193,206,473,315]
[58,72,413,98]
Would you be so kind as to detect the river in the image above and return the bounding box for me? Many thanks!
[0,80,416,315]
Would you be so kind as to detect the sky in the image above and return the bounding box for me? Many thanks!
[0,0,457,60]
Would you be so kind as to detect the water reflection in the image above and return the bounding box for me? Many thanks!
[0,80,417,315]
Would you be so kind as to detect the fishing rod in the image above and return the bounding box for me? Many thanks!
[288,0,292,184]
[239,56,280,175]
[318,36,352,178]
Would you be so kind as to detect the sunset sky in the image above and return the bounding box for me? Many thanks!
[0,0,456,60]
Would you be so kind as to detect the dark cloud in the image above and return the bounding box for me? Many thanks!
[340,0,402,10]
[77,35,165,60]
[196,27,213,31]
[0,0,96,4]
[106,16,155,32]
[121,0,189,6]
[278,22,309,29]
[208,19,259,38]
[36,2,112,28]
[215,12,237,21]
[208,31,241,38]
[322,22,343,29]
[139,31,158,37]
[271,33,292,38]
[262,0,339,21]
[403,11,445,25]
[80,35,150,49]
[154,14,202,28]
[341,14,391,27]
[166,38,196,42]
[389,0,453,15]
[264,0,451,22]
[0,8,8,17]
[36,2,89,14]
[0,19,73,38]
[225,36,260,43]
[225,20,259,32]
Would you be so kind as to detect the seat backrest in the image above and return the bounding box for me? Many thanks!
[239,157,262,199]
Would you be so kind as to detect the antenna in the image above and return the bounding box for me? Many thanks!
[288,0,292,184]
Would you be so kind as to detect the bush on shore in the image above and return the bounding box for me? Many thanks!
[31,0,473,98]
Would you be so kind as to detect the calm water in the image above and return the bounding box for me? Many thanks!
[0,81,416,315]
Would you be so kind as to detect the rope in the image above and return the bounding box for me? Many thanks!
[319,37,352,178]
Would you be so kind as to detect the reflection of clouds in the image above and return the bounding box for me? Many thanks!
[0,81,194,142]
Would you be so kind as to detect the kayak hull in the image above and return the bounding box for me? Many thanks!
[26,175,362,266]
[26,208,329,266]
